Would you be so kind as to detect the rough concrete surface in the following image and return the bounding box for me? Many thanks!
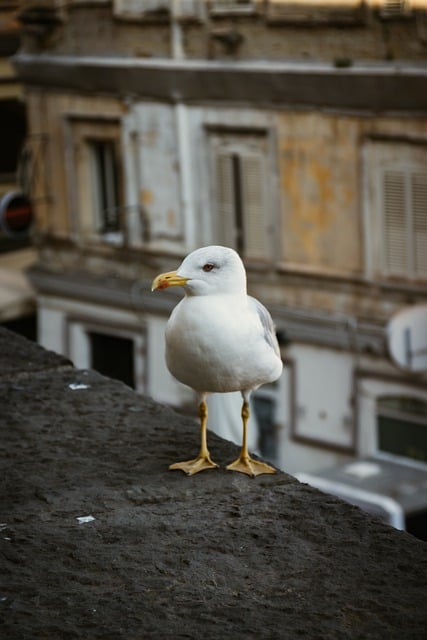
[1,328,426,639]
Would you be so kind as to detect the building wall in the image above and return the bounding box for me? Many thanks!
[26,91,125,239]
[28,90,427,313]
[19,1,427,62]
[17,0,427,474]
[26,87,427,475]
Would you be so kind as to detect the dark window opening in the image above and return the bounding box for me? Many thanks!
[89,139,121,234]
[231,153,244,253]
[0,235,32,253]
[406,509,427,542]
[0,99,26,177]
[253,395,278,463]
[89,332,134,389]
[2,313,37,342]
[214,139,267,261]
[377,396,427,463]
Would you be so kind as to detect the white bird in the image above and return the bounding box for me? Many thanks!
[151,246,283,477]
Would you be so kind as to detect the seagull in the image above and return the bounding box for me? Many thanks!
[151,246,283,477]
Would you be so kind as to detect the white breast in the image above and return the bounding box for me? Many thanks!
[165,295,282,393]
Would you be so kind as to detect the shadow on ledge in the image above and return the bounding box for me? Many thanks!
[1,327,426,640]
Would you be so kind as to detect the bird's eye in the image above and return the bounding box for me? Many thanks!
[202,263,215,272]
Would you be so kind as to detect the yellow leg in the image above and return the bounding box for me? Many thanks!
[169,399,219,475]
[226,400,276,477]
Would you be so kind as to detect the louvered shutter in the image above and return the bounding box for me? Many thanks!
[114,0,169,16]
[240,153,269,260]
[383,169,408,276]
[211,0,253,10]
[215,153,235,247]
[380,0,408,19]
[412,172,427,278]
[382,168,427,278]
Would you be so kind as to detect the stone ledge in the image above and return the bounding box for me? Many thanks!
[1,326,72,381]
[13,54,427,112]
[1,327,426,639]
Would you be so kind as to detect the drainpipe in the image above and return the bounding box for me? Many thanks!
[175,98,195,250]
[171,2,195,249]
[171,0,184,59]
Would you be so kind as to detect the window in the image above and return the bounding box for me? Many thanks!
[209,130,274,261]
[364,140,427,281]
[67,318,146,393]
[68,118,124,244]
[89,331,135,389]
[265,0,365,25]
[379,0,411,19]
[377,396,427,463]
[0,99,26,180]
[252,380,280,463]
[113,0,169,16]
[381,168,427,278]
[113,0,199,19]
[210,0,254,13]
[88,139,121,236]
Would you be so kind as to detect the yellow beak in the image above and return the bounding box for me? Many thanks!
[151,270,189,291]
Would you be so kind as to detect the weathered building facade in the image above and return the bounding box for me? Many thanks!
[0,2,36,337]
[14,0,427,474]
[0,1,24,204]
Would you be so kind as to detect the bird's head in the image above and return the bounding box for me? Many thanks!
[151,246,247,297]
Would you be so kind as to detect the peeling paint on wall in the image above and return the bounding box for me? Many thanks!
[279,114,361,272]
[140,189,153,207]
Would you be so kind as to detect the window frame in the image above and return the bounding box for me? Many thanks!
[67,316,146,394]
[206,126,279,263]
[362,138,427,283]
[64,116,125,246]
[377,395,427,463]
[113,0,201,21]
[209,0,255,16]
[354,368,427,463]
[87,137,122,239]
[380,165,427,278]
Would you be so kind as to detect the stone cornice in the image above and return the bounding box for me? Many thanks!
[28,265,388,355]
[13,53,427,112]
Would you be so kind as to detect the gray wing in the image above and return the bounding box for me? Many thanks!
[248,296,281,358]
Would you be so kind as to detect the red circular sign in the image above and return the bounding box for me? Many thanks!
[0,191,33,237]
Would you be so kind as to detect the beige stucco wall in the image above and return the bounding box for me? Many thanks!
[24,2,427,62]
[277,111,427,275]
[26,88,427,315]
[27,90,124,239]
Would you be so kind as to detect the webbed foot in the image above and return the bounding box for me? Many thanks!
[226,455,276,477]
[169,455,219,476]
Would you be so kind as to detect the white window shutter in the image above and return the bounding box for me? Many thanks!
[210,132,272,259]
[366,141,427,281]
[382,169,408,276]
[114,0,169,16]
[211,0,253,11]
[240,153,268,260]
[215,153,235,247]
[382,168,427,279]
[380,0,409,19]
[412,172,427,278]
